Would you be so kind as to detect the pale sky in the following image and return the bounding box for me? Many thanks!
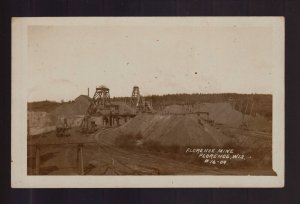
[28,25,273,102]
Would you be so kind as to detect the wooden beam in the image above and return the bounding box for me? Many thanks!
[35,145,40,175]
[78,144,84,175]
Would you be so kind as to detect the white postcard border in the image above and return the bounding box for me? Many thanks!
[11,17,284,188]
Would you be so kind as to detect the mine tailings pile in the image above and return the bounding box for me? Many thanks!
[110,102,271,148]
[115,113,231,147]
[51,95,91,116]
[164,102,271,132]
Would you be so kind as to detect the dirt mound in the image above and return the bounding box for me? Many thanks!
[163,102,271,131]
[197,103,271,131]
[163,104,192,114]
[114,113,231,147]
[246,114,272,132]
[51,95,91,116]
[196,103,243,127]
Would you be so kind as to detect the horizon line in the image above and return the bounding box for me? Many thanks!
[28,92,272,103]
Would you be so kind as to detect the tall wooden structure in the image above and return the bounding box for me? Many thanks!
[86,85,112,115]
[130,86,153,113]
[81,85,113,133]
[131,86,144,112]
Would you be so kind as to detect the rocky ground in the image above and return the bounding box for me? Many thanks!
[27,121,274,176]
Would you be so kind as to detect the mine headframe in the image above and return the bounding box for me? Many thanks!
[131,86,144,112]
[130,86,152,113]
[86,85,112,115]
[80,85,115,133]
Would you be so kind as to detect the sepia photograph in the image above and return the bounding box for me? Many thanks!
[11,17,284,187]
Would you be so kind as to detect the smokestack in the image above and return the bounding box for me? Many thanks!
[88,88,89,97]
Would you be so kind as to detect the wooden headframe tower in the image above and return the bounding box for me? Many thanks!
[86,85,112,115]
[131,86,144,112]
